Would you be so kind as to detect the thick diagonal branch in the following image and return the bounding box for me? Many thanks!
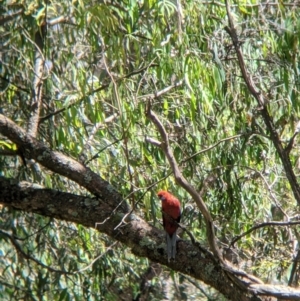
[0,114,129,213]
[3,177,300,300]
[2,117,300,299]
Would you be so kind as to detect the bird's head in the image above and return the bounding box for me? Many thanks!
[157,190,169,201]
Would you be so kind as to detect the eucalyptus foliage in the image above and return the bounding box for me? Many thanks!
[1,0,300,300]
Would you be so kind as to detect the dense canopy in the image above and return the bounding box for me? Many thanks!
[1,0,300,300]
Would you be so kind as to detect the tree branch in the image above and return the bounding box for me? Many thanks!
[2,116,300,299]
[182,134,243,163]
[38,63,158,124]
[27,21,46,137]
[146,103,222,261]
[0,114,129,213]
[230,221,300,247]
[2,175,300,300]
[0,176,246,300]
[0,229,72,274]
[2,176,300,300]
[224,0,300,206]
[79,113,119,164]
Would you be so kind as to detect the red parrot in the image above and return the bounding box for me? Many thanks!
[157,190,181,261]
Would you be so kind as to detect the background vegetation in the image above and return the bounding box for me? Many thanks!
[1,0,300,300]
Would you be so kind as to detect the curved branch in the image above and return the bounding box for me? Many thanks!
[182,134,243,163]
[2,116,300,299]
[0,229,71,274]
[146,103,222,260]
[0,114,129,213]
[224,0,300,206]
[0,176,245,300]
[230,221,300,247]
[2,177,300,300]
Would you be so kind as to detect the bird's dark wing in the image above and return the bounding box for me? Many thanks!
[162,210,166,228]
[176,210,181,223]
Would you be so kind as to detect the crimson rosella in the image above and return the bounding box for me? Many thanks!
[157,190,181,261]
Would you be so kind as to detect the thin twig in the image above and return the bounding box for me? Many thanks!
[224,0,300,206]
[13,220,52,241]
[113,172,173,230]
[137,80,183,100]
[146,102,222,260]
[39,63,158,124]
[144,137,161,147]
[182,134,243,163]
[80,113,119,163]
[84,135,123,165]
[76,242,118,273]
[0,229,72,274]
[240,165,288,220]
[230,221,300,247]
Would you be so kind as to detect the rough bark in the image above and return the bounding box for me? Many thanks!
[1,115,300,300]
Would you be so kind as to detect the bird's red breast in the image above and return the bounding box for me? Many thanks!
[157,190,181,235]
